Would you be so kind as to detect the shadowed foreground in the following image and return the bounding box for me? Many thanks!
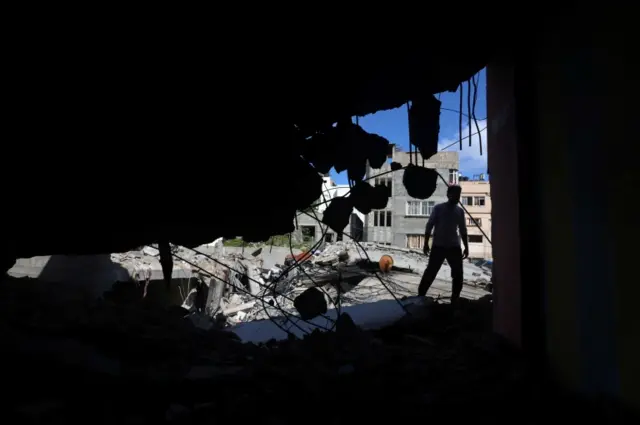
[0,276,636,424]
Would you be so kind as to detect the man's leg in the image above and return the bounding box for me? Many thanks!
[418,247,446,296]
[446,247,464,307]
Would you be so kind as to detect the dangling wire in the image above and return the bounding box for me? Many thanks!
[467,80,472,147]
[458,83,463,151]
[471,74,483,156]
[406,102,414,165]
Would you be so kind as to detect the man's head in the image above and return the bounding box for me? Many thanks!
[447,185,462,205]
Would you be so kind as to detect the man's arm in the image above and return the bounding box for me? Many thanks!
[459,209,469,258]
[424,206,437,254]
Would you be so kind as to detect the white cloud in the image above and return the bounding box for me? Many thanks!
[438,119,488,177]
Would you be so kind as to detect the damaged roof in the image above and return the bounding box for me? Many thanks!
[2,13,513,261]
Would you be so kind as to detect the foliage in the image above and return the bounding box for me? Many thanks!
[223,235,307,250]
[222,238,245,247]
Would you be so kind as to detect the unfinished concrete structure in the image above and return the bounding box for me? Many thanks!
[364,149,459,248]
[293,211,327,245]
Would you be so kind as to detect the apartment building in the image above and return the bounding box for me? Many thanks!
[460,179,492,260]
[364,147,460,248]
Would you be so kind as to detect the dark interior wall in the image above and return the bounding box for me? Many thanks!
[533,17,639,408]
[490,14,639,408]
[487,63,522,347]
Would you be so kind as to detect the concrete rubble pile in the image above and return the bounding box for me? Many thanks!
[170,240,493,328]
[8,239,492,330]
[1,269,539,423]
[2,257,624,423]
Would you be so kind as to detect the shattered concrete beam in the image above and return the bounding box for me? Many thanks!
[223,301,256,315]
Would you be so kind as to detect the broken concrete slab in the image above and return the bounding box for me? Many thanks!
[219,246,301,270]
[7,240,491,330]
[230,296,432,344]
[7,253,189,304]
[212,240,491,326]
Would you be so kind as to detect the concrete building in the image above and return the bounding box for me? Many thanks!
[364,148,460,248]
[460,179,492,260]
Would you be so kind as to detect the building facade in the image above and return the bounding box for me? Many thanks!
[364,148,460,248]
[459,179,492,260]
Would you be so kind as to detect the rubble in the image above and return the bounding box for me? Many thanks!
[209,240,493,329]
[0,271,536,423]
[124,240,493,331]
[1,264,625,423]
[11,240,492,334]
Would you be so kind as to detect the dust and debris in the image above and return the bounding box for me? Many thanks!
[9,240,491,331]
[0,272,536,424]
[163,240,493,329]
[1,246,612,424]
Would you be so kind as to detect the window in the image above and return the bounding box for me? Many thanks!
[407,234,426,249]
[301,226,316,243]
[374,177,392,197]
[467,217,482,226]
[325,233,333,243]
[469,235,483,243]
[373,210,391,227]
[449,169,458,184]
[461,196,487,206]
[406,200,435,216]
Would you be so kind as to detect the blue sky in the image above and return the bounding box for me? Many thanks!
[331,68,488,184]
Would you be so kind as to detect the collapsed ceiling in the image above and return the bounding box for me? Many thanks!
[2,20,498,271]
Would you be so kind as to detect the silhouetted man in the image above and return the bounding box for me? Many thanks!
[418,185,469,308]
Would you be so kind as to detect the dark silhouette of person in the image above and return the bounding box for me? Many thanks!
[418,185,469,308]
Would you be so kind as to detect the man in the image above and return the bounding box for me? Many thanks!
[418,185,469,308]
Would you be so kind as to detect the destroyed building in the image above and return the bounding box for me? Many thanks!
[365,149,460,248]
[1,10,638,423]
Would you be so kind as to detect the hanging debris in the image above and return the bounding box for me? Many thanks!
[305,121,391,185]
[293,287,327,320]
[349,181,389,215]
[402,165,438,199]
[390,161,403,171]
[408,95,441,160]
[321,197,354,234]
